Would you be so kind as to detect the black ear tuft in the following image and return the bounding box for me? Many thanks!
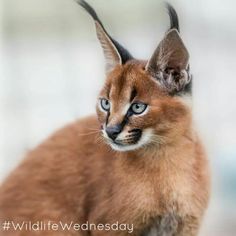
[76,0,133,65]
[166,2,180,32]
[76,0,100,23]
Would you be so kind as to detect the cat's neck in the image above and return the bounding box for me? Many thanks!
[115,127,196,172]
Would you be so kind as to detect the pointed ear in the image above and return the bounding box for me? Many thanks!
[146,29,191,94]
[77,0,133,73]
[146,29,189,73]
[94,22,122,72]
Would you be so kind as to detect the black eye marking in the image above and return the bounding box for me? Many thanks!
[119,115,128,130]
[130,88,137,102]
[105,110,110,125]
[118,102,147,130]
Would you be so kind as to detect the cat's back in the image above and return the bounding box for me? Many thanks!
[0,115,110,225]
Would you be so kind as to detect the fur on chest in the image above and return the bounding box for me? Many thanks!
[127,167,194,218]
[129,184,192,236]
[109,174,194,236]
[116,146,195,217]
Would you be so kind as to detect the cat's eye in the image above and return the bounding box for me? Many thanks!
[100,99,110,111]
[131,103,147,115]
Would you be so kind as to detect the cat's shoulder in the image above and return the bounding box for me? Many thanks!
[42,115,101,149]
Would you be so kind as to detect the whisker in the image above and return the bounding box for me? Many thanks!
[86,127,101,131]
[149,134,167,146]
[77,130,101,136]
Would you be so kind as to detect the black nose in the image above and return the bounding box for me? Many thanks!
[105,125,122,140]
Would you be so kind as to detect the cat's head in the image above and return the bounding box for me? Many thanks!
[78,0,192,152]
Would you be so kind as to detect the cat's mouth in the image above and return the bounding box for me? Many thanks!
[103,128,153,152]
[114,129,142,144]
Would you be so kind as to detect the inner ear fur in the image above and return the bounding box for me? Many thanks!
[146,29,192,95]
[95,22,122,72]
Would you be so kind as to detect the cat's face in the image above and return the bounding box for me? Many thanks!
[78,0,192,151]
[96,61,191,152]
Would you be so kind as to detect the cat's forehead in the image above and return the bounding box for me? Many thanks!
[103,60,163,101]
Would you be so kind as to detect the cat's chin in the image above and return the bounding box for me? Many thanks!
[108,129,153,152]
[109,142,144,152]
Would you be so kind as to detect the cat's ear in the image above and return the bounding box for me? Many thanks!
[146,4,191,95]
[77,0,133,73]
[146,29,189,73]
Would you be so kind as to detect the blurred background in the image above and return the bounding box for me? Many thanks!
[0,0,236,235]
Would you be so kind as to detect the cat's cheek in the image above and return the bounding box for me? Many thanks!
[140,128,154,144]
[96,107,107,125]
[128,113,153,130]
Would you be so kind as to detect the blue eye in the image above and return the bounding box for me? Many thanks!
[131,103,147,114]
[100,99,110,111]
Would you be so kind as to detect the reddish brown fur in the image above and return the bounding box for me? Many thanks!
[0,60,210,236]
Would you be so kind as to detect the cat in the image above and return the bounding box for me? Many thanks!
[0,0,210,235]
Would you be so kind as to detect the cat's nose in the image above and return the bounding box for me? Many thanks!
[105,125,122,140]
